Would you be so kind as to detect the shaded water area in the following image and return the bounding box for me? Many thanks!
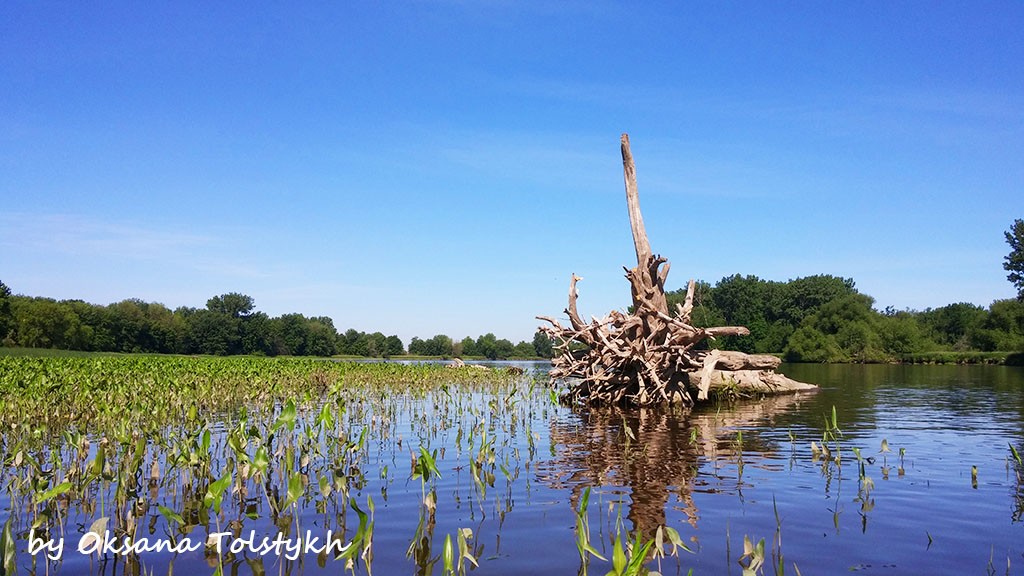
[2,360,1023,574]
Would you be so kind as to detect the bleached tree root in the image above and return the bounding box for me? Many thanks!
[538,134,815,407]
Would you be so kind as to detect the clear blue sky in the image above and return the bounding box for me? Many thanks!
[2,2,1022,345]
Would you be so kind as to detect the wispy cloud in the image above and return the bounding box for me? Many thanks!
[1,213,209,258]
[0,212,268,279]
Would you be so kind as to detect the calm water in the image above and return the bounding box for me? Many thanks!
[9,363,1024,575]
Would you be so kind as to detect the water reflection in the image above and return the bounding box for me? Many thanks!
[541,393,813,536]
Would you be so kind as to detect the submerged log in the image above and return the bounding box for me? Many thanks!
[538,134,815,407]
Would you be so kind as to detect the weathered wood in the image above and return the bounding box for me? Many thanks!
[539,133,815,407]
[684,370,818,396]
[703,350,782,371]
[622,134,651,266]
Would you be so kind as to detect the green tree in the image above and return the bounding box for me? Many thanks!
[707,274,768,352]
[384,335,404,357]
[0,280,13,343]
[532,329,553,358]
[971,299,1024,351]
[779,275,857,326]
[784,326,841,362]
[423,334,454,357]
[1004,218,1024,300]
[11,297,89,350]
[338,329,365,355]
[493,338,515,360]
[185,309,237,355]
[513,340,536,358]
[876,312,928,355]
[274,313,311,355]
[407,337,425,355]
[459,336,478,357]
[789,293,888,362]
[307,320,339,357]
[365,332,388,357]
[476,333,498,359]
[241,311,275,355]
[206,292,255,318]
[916,303,986,349]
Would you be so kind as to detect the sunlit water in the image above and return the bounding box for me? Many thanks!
[5,362,1023,575]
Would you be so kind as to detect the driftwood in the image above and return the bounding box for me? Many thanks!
[538,134,815,407]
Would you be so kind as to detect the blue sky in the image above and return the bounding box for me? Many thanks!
[2,2,1022,345]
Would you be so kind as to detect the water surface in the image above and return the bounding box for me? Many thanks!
[5,362,1023,575]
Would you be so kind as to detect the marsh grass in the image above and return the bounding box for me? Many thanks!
[0,356,535,575]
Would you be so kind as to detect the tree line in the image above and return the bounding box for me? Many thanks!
[668,274,1023,363]
[2,219,1021,362]
[0,284,555,359]
[672,220,1024,362]
[2,275,1019,363]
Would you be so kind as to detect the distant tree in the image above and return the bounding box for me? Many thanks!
[274,314,310,355]
[306,320,339,357]
[971,299,1024,351]
[876,312,928,355]
[513,340,536,358]
[103,299,180,353]
[0,280,12,343]
[365,332,388,357]
[407,337,425,355]
[1004,219,1024,300]
[917,303,986,349]
[532,329,554,358]
[9,297,89,349]
[384,335,404,357]
[241,311,275,355]
[708,274,770,353]
[476,333,498,359]
[493,338,515,360]
[186,309,238,355]
[338,329,364,355]
[784,327,841,363]
[424,334,454,357]
[788,293,886,362]
[459,336,478,357]
[779,275,857,326]
[206,293,255,318]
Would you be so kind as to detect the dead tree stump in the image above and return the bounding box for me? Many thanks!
[538,134,815,407]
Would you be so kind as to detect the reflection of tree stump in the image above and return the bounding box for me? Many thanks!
[538,134,815,407]
[541,408,700,537]
[540,393,810,538]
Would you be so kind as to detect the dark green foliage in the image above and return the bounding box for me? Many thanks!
[917,303,987,349]
[458,336,478,357]
[1004,218,1024,300]
[970,299,1024,352]
[667,274,858,354]
[4,266,1021,361]
[0,280,12,344]
[876,312,928,355]
[664,273,1022,362]
[532,329,554,358]
[784,327,840,362]
[408,334,454,357]
[384,335,405,357]
[475,333,498,359]
[206,292,255,318]
[513,340,536,358]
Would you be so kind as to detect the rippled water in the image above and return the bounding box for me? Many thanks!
[7,362,1024,575]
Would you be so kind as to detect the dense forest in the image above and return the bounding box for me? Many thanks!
[0,281,553,359]
[1,271,1021,363]
[667,274,1023,362]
